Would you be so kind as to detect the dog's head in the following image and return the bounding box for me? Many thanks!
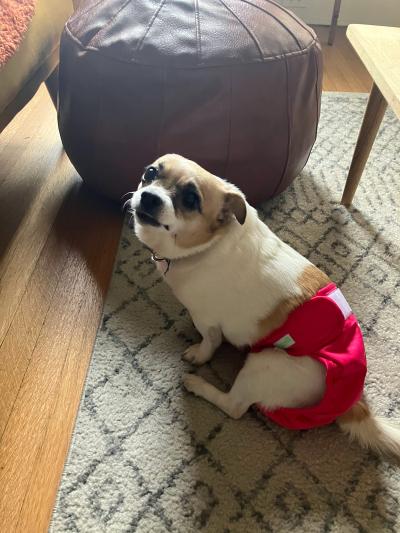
[129,154,247,259]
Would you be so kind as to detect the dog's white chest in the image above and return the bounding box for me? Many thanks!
[166,261,277,346]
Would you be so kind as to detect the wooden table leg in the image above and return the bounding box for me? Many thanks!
[328,0,341,46]
[341,82,388,206]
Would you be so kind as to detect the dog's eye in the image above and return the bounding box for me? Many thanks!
[143,166,158,182]
[182,189,200,211]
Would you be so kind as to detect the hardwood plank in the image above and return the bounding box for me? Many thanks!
[0,210,72,439]
[313,26,372,92]
[17,188,121,532]
[0,90,59,226]
[0,86,123,532]
[0,185,122,532]
[0,88,76,438]
[0,242,81,530]
[0,90,72,344]
[0,95,40,161]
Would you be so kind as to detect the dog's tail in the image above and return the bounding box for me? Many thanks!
[337,399,400,459]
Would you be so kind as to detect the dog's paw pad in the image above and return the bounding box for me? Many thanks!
[183,373,204,395]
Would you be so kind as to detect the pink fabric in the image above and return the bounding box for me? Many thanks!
[252,283,367,430]
[0,0,36,67]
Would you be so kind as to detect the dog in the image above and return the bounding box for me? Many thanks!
[129,153,400,458]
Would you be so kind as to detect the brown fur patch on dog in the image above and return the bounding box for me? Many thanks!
[257,264,331,338]
[337,399,371,424]
[298,264,331,300]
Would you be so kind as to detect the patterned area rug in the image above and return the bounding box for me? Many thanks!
[51,93,400,532]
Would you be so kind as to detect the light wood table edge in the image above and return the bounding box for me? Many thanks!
[341,25,400,205]
[346,25,400,119]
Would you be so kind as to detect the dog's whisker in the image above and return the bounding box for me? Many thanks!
[120,191,134,201]
[122,198,132,212]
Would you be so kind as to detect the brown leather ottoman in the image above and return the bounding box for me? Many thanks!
[58,0,322,205]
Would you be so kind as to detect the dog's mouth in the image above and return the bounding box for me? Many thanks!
[135,210,161,227]
[135,210,170,231]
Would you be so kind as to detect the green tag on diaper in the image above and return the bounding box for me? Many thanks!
[274,334,295,349]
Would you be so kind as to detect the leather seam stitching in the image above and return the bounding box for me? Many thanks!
[64,23,318,66]
[68,0,107,22]
[271,53,291,196]
[225,66,233,176]
[241,0,303,51]
[262,0,316,42]
[136,0,168,53]
[87,0,132,48]
[194,0,202,64]
[218,0,264,61]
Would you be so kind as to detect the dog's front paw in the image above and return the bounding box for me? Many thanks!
[183,344,210,366]
[183,373,205,396]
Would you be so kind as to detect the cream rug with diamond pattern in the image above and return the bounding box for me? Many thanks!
[51,93,400,532]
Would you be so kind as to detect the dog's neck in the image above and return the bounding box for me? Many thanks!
[149,235,224,275]
[149,211,253,275]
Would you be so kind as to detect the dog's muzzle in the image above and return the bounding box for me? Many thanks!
[136,191,163,227]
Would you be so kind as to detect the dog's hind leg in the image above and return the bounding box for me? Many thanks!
[183,372,251,419]
[183,348,325,418]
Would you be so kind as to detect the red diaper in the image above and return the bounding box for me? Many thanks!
[251,283,367,430]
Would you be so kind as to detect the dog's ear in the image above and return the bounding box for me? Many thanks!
[224,192,247,225]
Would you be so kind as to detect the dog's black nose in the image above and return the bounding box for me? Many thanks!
[140,191,162,213]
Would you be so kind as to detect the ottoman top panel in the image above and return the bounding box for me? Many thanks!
[66,0,317,67]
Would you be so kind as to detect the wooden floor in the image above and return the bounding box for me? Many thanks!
[0,26,370,533]
[315,26,372,92]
